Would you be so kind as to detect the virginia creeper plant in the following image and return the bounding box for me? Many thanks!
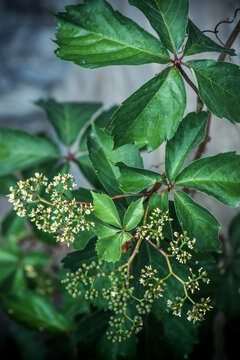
[1,0,240,358]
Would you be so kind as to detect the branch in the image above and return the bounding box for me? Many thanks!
[177,64,199,95]
[203,8,240,47]
[177,65,204,112]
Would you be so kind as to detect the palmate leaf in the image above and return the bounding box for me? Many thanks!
[96,232,132,263]
[123,198,144,231]
[174,152,240,207]
[117,162,165,194]
[54,0,170,68]
[189,60,240,124]
[129,0,189,54]
[36,98,102,147]
[3,292,73,334]
[184,20,236,57]
[91,193,142,262]
[174,191,221,252]
[2,210,27,243]
[165,111,208,181]
[79,105,118,152]
[91,192,122,228]
[88,124,143,195]
[0,175,17,195]
[76,154,104,190]
[0,127,60,176]
[162,313,198,358]
[97,330,137,360]
[111,67,186,152]
[228,212,240,251]
[0,248,19,287]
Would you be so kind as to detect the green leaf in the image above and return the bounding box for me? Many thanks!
[97,331,137,360]
[174,152,240,207]
[36,98,101,147]
[0,248,19,286]
[73,230,95,251]
[111,67,186,152]
[79,105,118,152]
[92,220,119,238]
[75,311,109,344]
[184,20,236,57]
[76,154,104,189]
[0,175,17,195]
[123,198,144,230]
[54,0,170,68]
[133,241,184,308]
[88,124,143,195]
[174,190,221,252]
[162,313,198,358]
[1,210,27,242]
[62,240,98,272]
[228,212,240,251]
[165,111,208,181]
[3,292,73,334]
[91,192,122,228]
[129,0,189,54]
[216,269,240,316]
[0,127,60,176]
[96,232,131,263]
[189,60,240,124]
[117,162,165,194]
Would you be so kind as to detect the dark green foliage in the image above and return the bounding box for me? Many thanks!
[1,0,240,359]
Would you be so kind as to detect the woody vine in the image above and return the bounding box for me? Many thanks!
[6,0,240,346]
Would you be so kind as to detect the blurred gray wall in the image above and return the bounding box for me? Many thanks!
[0,0,239,235]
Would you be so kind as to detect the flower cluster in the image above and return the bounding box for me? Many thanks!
[8,173,94,246]
[187,297,212,323]
[63,261,157,342]
[166,266,211,322]
[139,265,165,299]
[167,298,185,317]
[169,231,196,263]
[8,173,48,217]
[136,209,172,243]
[186,267,210,294]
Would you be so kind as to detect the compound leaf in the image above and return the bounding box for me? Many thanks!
[54,0,170,68]
[79,105,118,152]
[130,0,189,54]
[117,162,165,194]
[76,154,104,190]
[91,192,122,228]
[174,190,221,252]
[184,20,236,57]
[0,127,59,176]
[174,152,240,207]
[96,232,132,263]
[3,292,73,334]
[111,67,186,152]
[123,198,144,230]
[88,124,143,195]
[189,60,240,124]
[36,98,101,147]
[165,111,208,181]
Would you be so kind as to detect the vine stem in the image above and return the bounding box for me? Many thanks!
[147,239,195,304]
[126,193,152,278]
[176,16,240,161]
